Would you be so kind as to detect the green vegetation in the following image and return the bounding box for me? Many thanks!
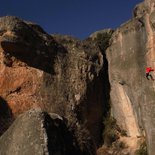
[94,31,113,52]
[113,141,126,150]
[120,129,127,136]
[135,141,147,155]
[103,116,119,146]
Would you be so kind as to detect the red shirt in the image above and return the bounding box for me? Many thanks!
[146,67,154,73]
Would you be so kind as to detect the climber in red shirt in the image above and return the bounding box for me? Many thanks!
[146,67,154,80]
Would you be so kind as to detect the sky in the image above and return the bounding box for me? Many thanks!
[0,0,143,39]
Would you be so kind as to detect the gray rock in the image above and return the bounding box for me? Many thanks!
[107,1,155,154]
[0,109,95,155]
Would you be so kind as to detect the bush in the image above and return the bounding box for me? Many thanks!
[95,31,113,52]
[118,141,126,149]
[120,129,127,136]
[135,141,147,155]
[103,116,119,146]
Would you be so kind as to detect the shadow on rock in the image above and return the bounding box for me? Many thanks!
[1,39,67,75]
[44,113,84,155]
[0,16,68,74]
[0,97,14,136]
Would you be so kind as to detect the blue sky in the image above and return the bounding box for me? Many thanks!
[0,0,143,39]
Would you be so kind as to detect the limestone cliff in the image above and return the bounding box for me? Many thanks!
[107,0,155,154]
[0,16,109,155]
[0,0,155,154]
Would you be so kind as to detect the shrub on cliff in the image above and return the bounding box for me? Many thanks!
[103,116,119,146]
[135,141,147,155]
[94,31,113,52]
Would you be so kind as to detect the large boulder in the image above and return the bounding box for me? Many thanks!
[0,109,95,155]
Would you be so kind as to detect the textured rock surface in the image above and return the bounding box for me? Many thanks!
[1,0,155,154]
[0,109,95,155]
[0,16,109,154]
[107,0,155,154]
[51,34,109,146]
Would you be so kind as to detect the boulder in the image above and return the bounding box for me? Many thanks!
[0,109,95,155]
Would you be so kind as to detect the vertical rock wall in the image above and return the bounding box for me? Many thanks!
[107,0,155,154]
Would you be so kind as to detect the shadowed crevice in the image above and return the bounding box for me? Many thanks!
[43,113,83,155]
[1,40,68,74]
[0,97,14,136]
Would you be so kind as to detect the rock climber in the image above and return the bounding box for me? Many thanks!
[146,67,154,80]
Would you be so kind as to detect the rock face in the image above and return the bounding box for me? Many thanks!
[0,16,109,154]
[0,109,93,155]
[107,0,155,154]
[1,0,155,154]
